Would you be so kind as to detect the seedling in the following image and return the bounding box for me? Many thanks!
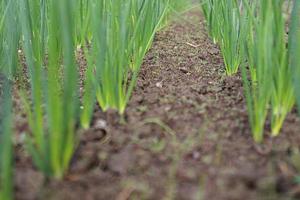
[241,0,272,142]
[19,0,79,178]
[269,0,294,136]
[80,0,170,127]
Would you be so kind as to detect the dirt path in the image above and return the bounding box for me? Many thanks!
[15,9,300,200]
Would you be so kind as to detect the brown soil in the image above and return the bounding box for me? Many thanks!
[14,9,300,200]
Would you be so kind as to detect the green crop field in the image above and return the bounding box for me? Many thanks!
[1,0,300,199]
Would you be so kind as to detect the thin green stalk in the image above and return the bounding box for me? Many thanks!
[289,0,300,115]
[0,0,20,78]
[0,2,17,198]
[75,0,91,46]
[200,0,218,43]
[19,0,79,179]
[241,0,273,142]
[270,0,294,136]
[218,0,247,75]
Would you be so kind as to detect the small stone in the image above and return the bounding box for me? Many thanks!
[192,151,200,160]
[164,105,172,112]
[156,82,163,88]
[94,119,107,129]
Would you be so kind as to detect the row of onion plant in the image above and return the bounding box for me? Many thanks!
[80,0,171,128]
[201,0,247,75]
[242,0,296,142]
[201,0,300,142]
[16,0,180,181]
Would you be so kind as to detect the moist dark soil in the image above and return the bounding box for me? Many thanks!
[13,9,300,200]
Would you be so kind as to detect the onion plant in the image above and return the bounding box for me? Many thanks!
[289,0,300,115]
[0,0,20,78]
[75,0,91,46]
[202,0,298,141]
[0,2,16,198]
[218,0,248,75]
[0,74,13,200]
[201,0,219,43]
[201,0,248,75]
[80,0,169,127]
[19,0,79,179]
[241,0,273,142]
[269,0,294,136]
[241,0,295,141]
